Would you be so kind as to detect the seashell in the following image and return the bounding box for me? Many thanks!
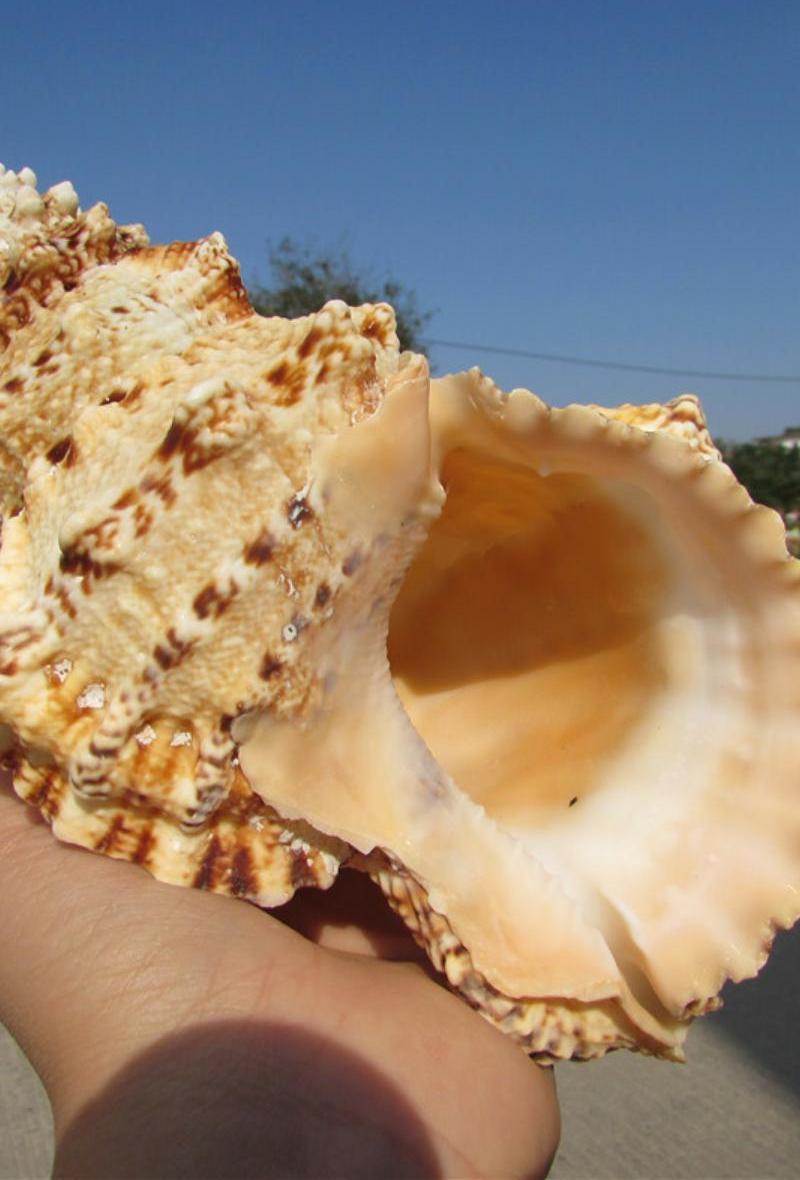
[1,164,798,1062]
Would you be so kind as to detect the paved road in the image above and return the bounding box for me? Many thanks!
[2,927,798,1179]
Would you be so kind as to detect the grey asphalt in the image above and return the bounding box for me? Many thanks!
[2,926,798,1179]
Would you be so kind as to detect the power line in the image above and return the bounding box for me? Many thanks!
[425,337,800,384]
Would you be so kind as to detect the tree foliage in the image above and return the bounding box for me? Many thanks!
[249,238,432,355]
[719,440,800,514]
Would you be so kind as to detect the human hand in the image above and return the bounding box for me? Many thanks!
[0,781,559,1179]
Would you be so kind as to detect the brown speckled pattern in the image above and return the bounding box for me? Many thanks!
[3,732,346,905]
[0,165,393,900]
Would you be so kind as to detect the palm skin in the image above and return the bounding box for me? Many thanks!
[0,783,559,1179]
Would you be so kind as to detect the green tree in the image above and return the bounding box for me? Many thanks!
[249,238,433,355]
[720,440,800,514]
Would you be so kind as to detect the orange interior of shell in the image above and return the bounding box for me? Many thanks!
[389,447,673,827]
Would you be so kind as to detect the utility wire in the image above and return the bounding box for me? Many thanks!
[425,337,800,384]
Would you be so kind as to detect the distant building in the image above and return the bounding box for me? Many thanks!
[756,427,800,449]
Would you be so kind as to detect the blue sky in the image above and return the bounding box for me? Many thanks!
[4,0,798,439]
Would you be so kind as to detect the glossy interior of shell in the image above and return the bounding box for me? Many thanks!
[2,164,799,1063]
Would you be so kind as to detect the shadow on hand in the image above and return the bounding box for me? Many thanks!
[54,1020,442,1180]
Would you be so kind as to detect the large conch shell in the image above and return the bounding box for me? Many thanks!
[1,164,798,1062]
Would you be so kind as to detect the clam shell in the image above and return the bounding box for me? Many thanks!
[1,164,798,1061]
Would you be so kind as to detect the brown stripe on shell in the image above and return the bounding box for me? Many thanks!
[59,546,121,582]
[155,417,230,477]
[122,381,144,406]
[132,823,156,867]
[39,774,67,823]
[23,766,58,812]
[230,844,256,897]
[133,503,154,537]
[151,627,197,672]
[152,644,177,671]
[192,582,238,620]
[139,472,177,506]
[46,436,75,466]
[217,267,252,318]
[194,835,224,890]
[297,326,322,359]
[358,307,393,346]
[183,445,225,475]
[54,583,78,618]
[259,653,282,680]
[265,360,308,407]
[94,813,127,854]
[157,419,185,461]
[113,489,138,510]
[244,529,276,566]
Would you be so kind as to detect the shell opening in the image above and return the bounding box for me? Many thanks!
[387,413,798,1028]
[388,446,675,828]
[385,438,720,1028]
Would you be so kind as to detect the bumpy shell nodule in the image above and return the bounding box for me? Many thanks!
[1,164,798,1063]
